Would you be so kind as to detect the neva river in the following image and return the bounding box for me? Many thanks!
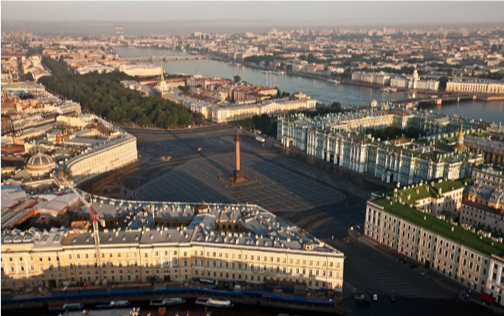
[115,47,504,124]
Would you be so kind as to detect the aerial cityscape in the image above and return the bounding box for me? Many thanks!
[2,2,504,316]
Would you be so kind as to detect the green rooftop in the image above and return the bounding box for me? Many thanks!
[371,181,504,257]
[383,179,472,204]
[432,179,471,193]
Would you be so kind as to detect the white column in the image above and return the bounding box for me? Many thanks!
[24,255,29,275]
[4,256,9,275]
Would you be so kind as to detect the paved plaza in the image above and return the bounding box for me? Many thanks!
[134,149,347,214]
[108,126,472,301]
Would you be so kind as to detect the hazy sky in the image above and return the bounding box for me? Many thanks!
[3,1,504,25]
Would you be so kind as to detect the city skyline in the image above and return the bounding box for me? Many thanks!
[2,2,504,315]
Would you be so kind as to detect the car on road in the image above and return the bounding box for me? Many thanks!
[373,294,378,301]
[420,270,425,276]
[390,295,395,302]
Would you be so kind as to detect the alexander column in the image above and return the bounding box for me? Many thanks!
[233,129,245,183]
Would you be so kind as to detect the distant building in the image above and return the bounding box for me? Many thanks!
[119,64,162,77]
[209,96,317,124]
[472,165,504,189]
[390,76,439,91]
[446,80,504,94]
[352,72,391,86]
[352,70,439,91]
[464,135,504,166]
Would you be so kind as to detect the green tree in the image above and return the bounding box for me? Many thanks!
[341,67,352,79]
[192,112,205,125]
[234,75,241,83]
[242,117,255,129]
[38,56,196,129]
[25,72,34,81]
[258,114,272,134]
[138,114,151,127]
[331,102,342,112]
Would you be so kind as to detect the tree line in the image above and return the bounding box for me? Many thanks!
[242,114,277,137]
[38,57,204,128]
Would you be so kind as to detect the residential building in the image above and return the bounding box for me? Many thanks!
[464,135,504,166]
[365,180,504,305]
[472,165,504,189]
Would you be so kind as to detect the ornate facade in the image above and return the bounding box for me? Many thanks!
[65,116,138,184]
[305,130,482,185]
[278,109,484,185]
[1,201,344,292]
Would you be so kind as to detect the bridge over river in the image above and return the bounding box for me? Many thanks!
[392,94,475,106]
[341,94,476,112]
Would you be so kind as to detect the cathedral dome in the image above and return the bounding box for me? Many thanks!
[454,125,466,153]
[26,153,56,175]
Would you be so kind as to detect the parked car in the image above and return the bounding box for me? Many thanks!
[373,294,378,301]
[390,295,395,302]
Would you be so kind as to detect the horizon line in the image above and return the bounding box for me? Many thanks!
[3,19,504,26]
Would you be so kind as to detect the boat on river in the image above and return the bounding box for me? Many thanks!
[195,297,234,308]
[96,300,131,309]
[150,297,186,306]
[48,303,85,312]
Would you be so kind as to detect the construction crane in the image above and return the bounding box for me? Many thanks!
[60,177,103,284]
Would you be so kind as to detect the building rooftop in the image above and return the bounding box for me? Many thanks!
[370,178,504,257]
[465,135,504,151]
[2,194,342,256]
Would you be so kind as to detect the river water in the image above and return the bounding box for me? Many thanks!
[114,47,504,124]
